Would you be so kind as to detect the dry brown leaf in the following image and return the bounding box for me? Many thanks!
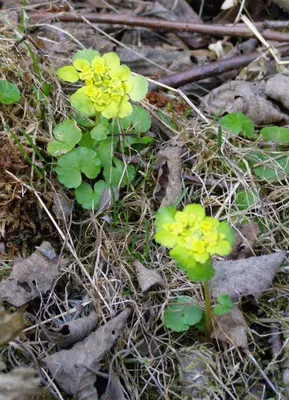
[0,241,60,307]
[99,375,125,400]
[211,252,286,300]
[153,145,182,207]
[134,260,165,293]
[265,74,289,111]
[43,307,131,400]
[97,187,119,213]
[201,80,289,125]
[52,192,73,222]
[211,304,248,348]
[179,347,215,398]
[0,305,25,345]
[42,311,98,346]
[229,221,259,260]
[0,367,41,400]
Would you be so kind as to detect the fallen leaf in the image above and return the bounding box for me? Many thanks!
[221,0,238,10]
[52,192,73,222]
[42,311,98,346]
[134,260,165,293]
[0,241,60,307]
[0,367,41,400]
[97,187,119,213]
[265,74,289,111]
[153,145,182,207]
[0,305,25,345]
[201,80,289,125]
[229,221,259,260]
[211,304,248,348]
[178,346,215,397]
[43,308,131,399]
[211,252,286,300]
[99,375,125,400]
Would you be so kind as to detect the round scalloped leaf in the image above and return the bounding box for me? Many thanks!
[70,91,96,117]
[219,113,254,138]
[103,158,135,188]
[56,147,101,188]
[47,119,82,156]
[90,121,110,141]
[127,75,148,102]
[75,180,108,209]
[0,80,20,104]
[56,66,79,83]
[217,222,235,246]
[235,190,257,210]
[121,106,151,133]
[260,126,289,143]
[186,260,215,282]
[213,294,233,316]
[78,133,97,150]
[72,49,100,64]
[163,296,203,332]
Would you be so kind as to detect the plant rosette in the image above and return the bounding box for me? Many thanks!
[154,204,235,281]
[56,49,148,119]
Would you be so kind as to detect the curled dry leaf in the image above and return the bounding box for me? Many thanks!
[43,307,131,400]
[201,80,289,125]
[229,221,259,260]
[0,367,41,400]
[0,241,60,307]
[42,311,98,346]
[265,74,289,111]
[134,260,165,293]
[0,305,25,345]
[153,145,182,207]
[211,304,248,348]
[178,346,215,398]
[211,252,286,300]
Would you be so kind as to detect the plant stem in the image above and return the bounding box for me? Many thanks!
[204,281,212,340]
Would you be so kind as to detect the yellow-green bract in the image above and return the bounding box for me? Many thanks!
[154,204,235,281]
[56,50,148,119]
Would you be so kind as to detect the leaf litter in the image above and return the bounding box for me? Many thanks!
[1,0,289,398]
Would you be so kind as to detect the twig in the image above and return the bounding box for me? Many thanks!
[157,45,289,88]
[27,12,289,43]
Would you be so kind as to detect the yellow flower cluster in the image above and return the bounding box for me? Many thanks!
[155,204,233,265]
[56,51,148,119]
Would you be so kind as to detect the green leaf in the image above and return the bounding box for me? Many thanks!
[56,147,101,188]
[155,206,176,232]
[70,91,96,117]
[90,121,110,141]
[103,158,135,188]
[72,49,100,64]
[260,126,289,143]
[217,222,235,246]
[127,75,148,102]
[186,260,215,282]
[235,190,257,210]
[249,153,289,182]
[213,294,233,316]
[73,112,95,128]
[120,106,151,133]
[95,138,116,167]
[56,66,79,83]
[122,136,153,149]
[47,119,82,156]
[0,80,20,104]
[163,296,203,332]
[219,113,254,138]
[75,180,108,209]
[78,132,97,150]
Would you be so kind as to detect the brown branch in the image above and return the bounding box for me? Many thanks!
[157,45,289,88]
[27,12,289,43]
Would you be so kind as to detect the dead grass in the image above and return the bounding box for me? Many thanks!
[0,5,289,399]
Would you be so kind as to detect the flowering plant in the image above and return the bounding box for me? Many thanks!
[155,204,234,281]
[56,49,148,119]
[154,204,235,336]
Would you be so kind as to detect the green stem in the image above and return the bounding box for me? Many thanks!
[204,280,212,340]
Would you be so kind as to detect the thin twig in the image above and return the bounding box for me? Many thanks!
[28,12,289,43]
